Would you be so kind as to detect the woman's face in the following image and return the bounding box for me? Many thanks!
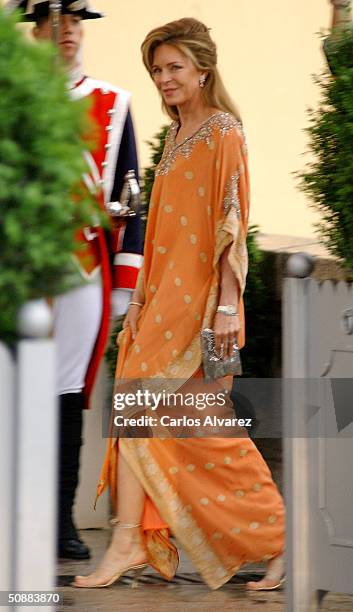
[151,44,204,109]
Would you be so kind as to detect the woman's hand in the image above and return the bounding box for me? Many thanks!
[213,311,241,359]
[123,304,143,340]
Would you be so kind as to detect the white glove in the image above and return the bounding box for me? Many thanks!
[111,288,132,318]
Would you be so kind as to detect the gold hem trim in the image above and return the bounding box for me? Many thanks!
[120,439,241,589]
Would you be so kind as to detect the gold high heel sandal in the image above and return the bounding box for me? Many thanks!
[246,554,285,591]
[71,520,148,589]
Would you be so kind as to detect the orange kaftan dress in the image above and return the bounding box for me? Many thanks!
[96,112,285,589]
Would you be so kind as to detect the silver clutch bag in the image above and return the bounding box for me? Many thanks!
[201,328,242,381]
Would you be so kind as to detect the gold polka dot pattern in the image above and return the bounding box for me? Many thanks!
[231,527,241,535]
[249,522,260,530]
[268,515,277,524]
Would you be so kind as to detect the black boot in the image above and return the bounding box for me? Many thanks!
[57,392,90,560]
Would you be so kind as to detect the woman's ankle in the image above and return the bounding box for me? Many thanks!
[265,554,284,578]
[111,526,143,550]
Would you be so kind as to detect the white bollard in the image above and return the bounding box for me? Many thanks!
[13,300,57,612]
[0,343,16,612]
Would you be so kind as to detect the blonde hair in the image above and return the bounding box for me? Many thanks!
[141,17,241,122]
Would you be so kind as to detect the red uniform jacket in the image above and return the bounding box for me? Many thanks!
[70,76,143,407]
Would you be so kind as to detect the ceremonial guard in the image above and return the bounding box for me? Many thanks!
[7,0,143,560]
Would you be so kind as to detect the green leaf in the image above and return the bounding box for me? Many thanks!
[297,28,353,272]
[0,7,102,344]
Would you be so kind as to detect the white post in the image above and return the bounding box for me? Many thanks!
[283,253,316,612]
[14,300,57,612]
[0,343,16,612]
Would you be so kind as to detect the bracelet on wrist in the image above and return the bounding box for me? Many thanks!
[129,301,144,308]
[216,305,238,316]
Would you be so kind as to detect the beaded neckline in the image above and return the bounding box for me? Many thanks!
[156,112,244,176]
[172,111,225,149]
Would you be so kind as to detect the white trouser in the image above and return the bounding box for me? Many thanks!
[53,281,103,396]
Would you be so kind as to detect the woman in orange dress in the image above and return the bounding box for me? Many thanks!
[73,17,285,591]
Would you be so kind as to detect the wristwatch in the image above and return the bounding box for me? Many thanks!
[216,305,238,316]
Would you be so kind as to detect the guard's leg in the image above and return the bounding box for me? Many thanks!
[57,391,90,560]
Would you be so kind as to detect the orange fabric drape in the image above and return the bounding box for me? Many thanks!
[96,113,285,589]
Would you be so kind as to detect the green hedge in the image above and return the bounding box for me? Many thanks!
[0,8,99,344]
[299,28,353,273]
